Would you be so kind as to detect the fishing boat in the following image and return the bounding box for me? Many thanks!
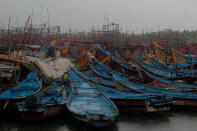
[96,45,138,76]
[140,61,197,82]
[72,68,172,113]
[95,84,172,113]
[149,57,172,71]
[150,57,197,75]
[90,59,143,83]
[95,45,111,62]
[17,81,68,121]
[0,71,42,112]
[112,73,197,109]
[140,61,177,78]
[149,57,197,83]
[139,66,197,92]
[90,59,114,80]
[150,42,197,82]
[67,70,119,126]
[72,67,116,89]
[67,86,118,126]
[73,48,96,71]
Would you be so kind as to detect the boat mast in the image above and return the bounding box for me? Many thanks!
[7,17,11,53]
[20,15,31,50]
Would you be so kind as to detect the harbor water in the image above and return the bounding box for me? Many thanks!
[1,111,197,131]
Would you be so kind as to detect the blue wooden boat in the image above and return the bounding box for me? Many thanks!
[17,81,68,121]
[139,61,177,78]
[93,60,197,92]
[72,67,116,89]
[95,84,172,113]
[71,68,173,113]
[90,59,114,80]
[0,71,42,112]
[168,61,197,71]
[149,57,197,82]
[96,45,138,76]
[112,73,197,109]
[150,57,197,76]
[140,67,197,92]
[67,70,119,126]
[140,57,197,82]
[150,58,172,71]
[90,59,143,82]
[110,56,138,75]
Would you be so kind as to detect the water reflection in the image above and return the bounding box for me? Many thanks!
[60,114,118,131]
[1,111,197,131]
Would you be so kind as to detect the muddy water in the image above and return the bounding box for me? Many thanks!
[0,111,197,131]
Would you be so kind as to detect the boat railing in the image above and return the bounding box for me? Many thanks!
[89,78,101,80]
[41,82,57,92]
[72,85,103,95]
[74,92,98,95]
[70,80,83,82]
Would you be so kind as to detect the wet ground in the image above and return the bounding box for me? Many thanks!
[1,111,197,131]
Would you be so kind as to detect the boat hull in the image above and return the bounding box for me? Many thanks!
[19,105,64,121]
[174,98,197,109]
[71,112,114,127]
[109,61,138,77]
[0,99,22,112]
[112,99,171,113]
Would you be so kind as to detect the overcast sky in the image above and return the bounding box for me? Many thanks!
[0,0,197,33]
